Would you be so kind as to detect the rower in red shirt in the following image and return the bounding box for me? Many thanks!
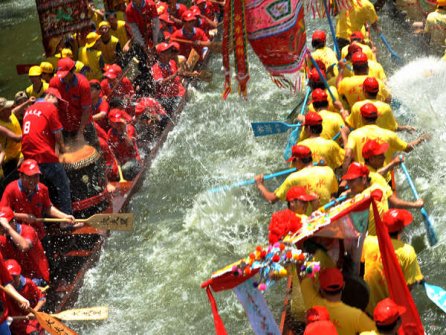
[125,0,160,48]
[170,11,210,60]
[90,80,110,132]
[192,1,218,37]
[151,42,186,113]
[107,109,142,180]
[5,259,45,335]
[0,207,50,286]
[101,64,135,104]
[0,253,30,335]
[133,97,168,146]
[165,0,188,29]
[21,88,73,215]
[0,160,75,240]
[159,14,177,42]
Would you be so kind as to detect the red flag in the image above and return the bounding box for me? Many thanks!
[205,286,228,335]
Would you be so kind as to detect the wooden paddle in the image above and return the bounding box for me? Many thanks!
[0,285,78,335]
[37,213,134,231]
[171,37,222,50]
[12,306,109,322]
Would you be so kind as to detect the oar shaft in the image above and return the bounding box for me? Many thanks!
[307,53,336,102]
[322,194,347,211]
[322,0,341,59]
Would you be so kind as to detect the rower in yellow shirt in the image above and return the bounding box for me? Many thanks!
[25,66,49,99]
[307,69,340,114]
[300,267,377,335]
[360,298,406,335]
[301,89,346,142]
[361,210,424,313]
[337,52,391,109]
[335,0,380,49]
[337,44,386,81]
[254,145,338,206]
[98,21,122,64]
[78,32,105,80]
[341,32,376,61]
[423,0,446,52]
[343,103,431,171]
[311,30,338,70]
[106,11,130,48]
[298,112,345,170]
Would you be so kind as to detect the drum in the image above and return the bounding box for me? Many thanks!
[60,142,110,218]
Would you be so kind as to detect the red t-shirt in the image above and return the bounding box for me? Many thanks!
[0,180,52,240]
[107,125,140,165]
[101,77,135,100]
[99,137,119,181]
[7,276,44,334]
[170,27,209,59]
[93,97,110,132]
[169,3,188,29]
[49,73,92,132]
[0,253,13,324]
[126,0,159,45]
[21,101,63,164]
[151,60,186,98]
[0,224,50,283]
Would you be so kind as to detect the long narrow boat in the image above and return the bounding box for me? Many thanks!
[43,44,216,313]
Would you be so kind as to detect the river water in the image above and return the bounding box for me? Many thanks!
[0,0,444,334]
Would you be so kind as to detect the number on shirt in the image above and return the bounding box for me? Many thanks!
[23,121,31,134]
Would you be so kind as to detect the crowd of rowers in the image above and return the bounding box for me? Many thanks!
[250,1,439,334]
[0,0,222,334]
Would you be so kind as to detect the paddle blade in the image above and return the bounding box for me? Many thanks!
[34,311,78,335]
[251,122,297,137]
[53,306,109,321]
[85,213,133,231]
[424,283,446,313]
[420,208,438,246]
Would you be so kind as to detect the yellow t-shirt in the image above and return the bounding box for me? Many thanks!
[361,235,424,313]
[25,81,49,99]
[299,137,345,170]
[359,331,381,335]
[0,114,22,163]
[78,47,103,80]
[347,99,397,131]
[336,0,378,40]
[274,165,338,206]
[301,277,377,335]
[110,20,129,48]
[307,86,340,114]
[98,35,120,64]
[299,109,346,142]
[311,46,338,69]
[425,9,446,48]
[341,42,376,61]
[338,75,391,108]
[346,124,407,166]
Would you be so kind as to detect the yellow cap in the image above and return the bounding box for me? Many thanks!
[98,21,111,29]
[86,32,101,48]
[437,0,446,6]
[29,66,42,77]
[61,48,73,58]
[39,62,54,74]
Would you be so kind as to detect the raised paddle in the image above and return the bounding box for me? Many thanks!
[11,306,108,321]
[399,160,438,246]
[37,213,134,231]
[209,168,297,193]
[0,285,78,335]
[379,33,403,64]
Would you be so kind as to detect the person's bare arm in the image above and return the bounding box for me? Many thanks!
[254,175,279,203]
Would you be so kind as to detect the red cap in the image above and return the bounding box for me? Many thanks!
[304,112,323,126]
[304,321,338,335]
[382,209,413,233]
[363,77,379,94]
[374,298,406,326]
[286,186,318,202]
[18,159,41,176]
[312,30,326,42]
[306,306,331,323]
[170,42,180,51]
[311,88,328,103]
[360,103,378,118]
[111,64,123,76]
[196,0,207,4]
[315,60,326,73]
[350,31,364,41]
[268,209,302,244]
[190,5,201,16]
[347,43,362,57]
[108,109,132,124]
[0,207,14,222]
[319,268,344,292]
[362,139,389,159]
[135,97,166,116]
[351,52,368,65]
[5,259,21,276]
[159,14,174,24]
[308,68,326,83]
[56,57,75,78]
[104,67,119,80]
[341,162,369,180]
[156,42,174,54]
[287,145,312,162]
[45,87,66,103]
[182,10,197,21]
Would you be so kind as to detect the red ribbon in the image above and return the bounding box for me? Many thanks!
[205,286,228,335]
